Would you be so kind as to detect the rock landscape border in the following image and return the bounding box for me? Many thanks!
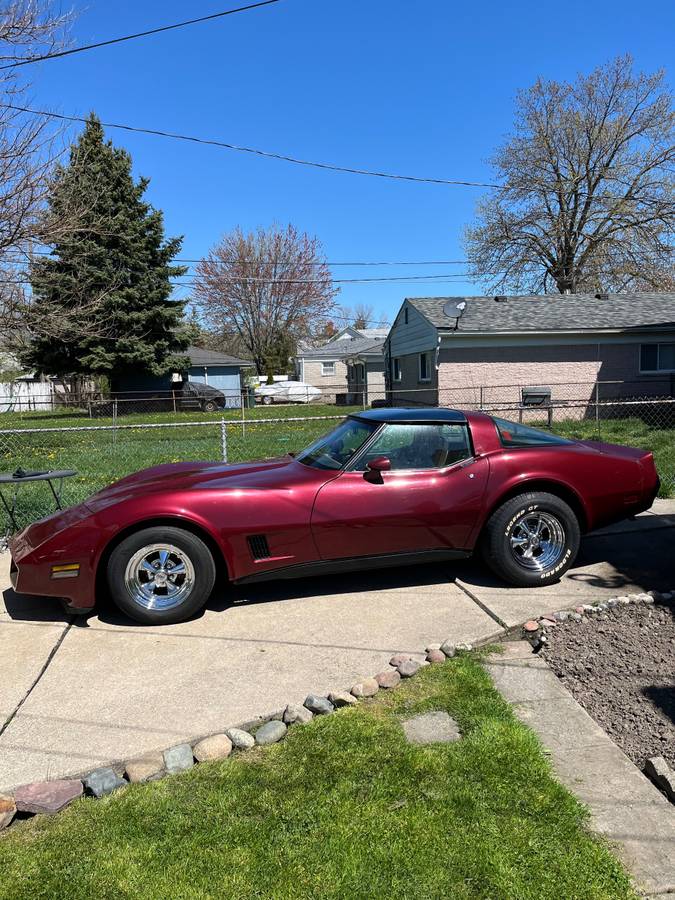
[0,639,472,831]
[1,589,673,900]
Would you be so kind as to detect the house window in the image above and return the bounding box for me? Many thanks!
[321,361,336,376]
[418,352,431,382]
[404,308,409,324]
[640,342,675,373]
[392,358,401,382]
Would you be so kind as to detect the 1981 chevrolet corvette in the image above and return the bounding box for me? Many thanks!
[10,408,659,625]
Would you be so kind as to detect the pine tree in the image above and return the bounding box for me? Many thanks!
[24,114,189,383]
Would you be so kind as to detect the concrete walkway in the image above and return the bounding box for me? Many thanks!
[485,642,675,897]
[1,498,674,792]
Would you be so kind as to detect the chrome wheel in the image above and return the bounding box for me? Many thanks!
[508,511,565,572]
[124,543,195,611]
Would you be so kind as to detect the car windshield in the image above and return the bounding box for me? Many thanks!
[493,417,574,448]
[296,417,377,470]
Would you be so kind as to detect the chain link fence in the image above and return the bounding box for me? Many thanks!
[0,416,343,530]
[0,381,672,531]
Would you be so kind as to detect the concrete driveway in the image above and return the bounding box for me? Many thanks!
[1,498,673,792]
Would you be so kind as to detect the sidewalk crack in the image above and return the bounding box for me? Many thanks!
[455,580,508,630]
[0,617,74,739]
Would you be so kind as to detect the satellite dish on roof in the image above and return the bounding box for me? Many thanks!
[443,299,467,322]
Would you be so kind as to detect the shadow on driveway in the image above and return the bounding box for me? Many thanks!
[456,513,675,595]
[4,514,673,628]
[3,560,462,629]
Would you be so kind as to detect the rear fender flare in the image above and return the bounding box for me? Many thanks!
[469,477,590,548]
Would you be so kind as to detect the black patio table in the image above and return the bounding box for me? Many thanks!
[0,468,77,532]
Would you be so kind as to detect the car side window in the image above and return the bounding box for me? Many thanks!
[349,423,472,471]
[493,417,573,448]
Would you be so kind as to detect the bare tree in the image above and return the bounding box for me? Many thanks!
[339,302,375,330]
[465,56,675,294]
[193,224,339,374]
[0,2,93,347]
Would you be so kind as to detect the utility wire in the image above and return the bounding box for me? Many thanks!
[3,248,472,266]
[172,273,477,284]
[0,1,283,70]
[1,104,502,188]
[5,103,669,202]
[0,272,478,287]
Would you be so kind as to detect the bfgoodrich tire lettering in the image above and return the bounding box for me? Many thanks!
[107,526,216,625]
[482,492,580,587]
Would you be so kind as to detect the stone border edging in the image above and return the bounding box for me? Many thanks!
[519,588,674,647]
[1,587,671,838]
[0,637,486,832]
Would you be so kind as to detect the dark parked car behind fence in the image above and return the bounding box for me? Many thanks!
[90,382,231,416]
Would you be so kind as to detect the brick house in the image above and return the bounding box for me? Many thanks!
[384,292,675,413]
[295,327,387,403]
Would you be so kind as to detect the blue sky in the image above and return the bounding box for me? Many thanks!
[32,0,675,328]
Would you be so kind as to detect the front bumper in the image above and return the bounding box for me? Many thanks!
[9,516,98,611]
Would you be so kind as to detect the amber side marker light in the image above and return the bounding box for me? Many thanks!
[50,563,80,579]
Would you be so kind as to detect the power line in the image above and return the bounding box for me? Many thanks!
[2,104,502,188]
[1,272,477,287]
[6,103,669,203]
[181,258,472,267]
[0,1,283,70]
[173,272,477,285]
[9,248,472,266]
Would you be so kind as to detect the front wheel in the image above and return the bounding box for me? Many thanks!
[107,526,216,624]
[481,492,580,586]
[262,394,273,405]
[202,399,219,413]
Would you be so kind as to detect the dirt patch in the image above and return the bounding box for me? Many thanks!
[542,598,675,771]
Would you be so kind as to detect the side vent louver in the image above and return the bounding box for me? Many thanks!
[247,534,271,560]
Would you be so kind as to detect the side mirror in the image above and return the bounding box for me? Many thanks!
[364,455,391,481]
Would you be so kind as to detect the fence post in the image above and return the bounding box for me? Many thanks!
[594,382,600,439]
[479,385,484,411]
[112,399,118,447]
[220,418,228,462]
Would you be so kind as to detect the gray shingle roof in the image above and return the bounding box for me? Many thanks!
[298,336,385,359]
[356,328,389,339]
[407,293,675,334]
[187,346,253,367]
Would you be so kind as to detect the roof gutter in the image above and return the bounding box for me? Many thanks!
[437,325,675,338]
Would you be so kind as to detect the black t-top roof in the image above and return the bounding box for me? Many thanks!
[351,407,466,424]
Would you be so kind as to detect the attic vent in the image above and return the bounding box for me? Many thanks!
[247,534,271,561]
[595,293,609,300]
[494,295,508,302]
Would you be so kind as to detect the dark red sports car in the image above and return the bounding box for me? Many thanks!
[10,408,659,625]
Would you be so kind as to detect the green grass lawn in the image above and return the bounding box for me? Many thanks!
[0,402,362,430]
[0,655,636,900]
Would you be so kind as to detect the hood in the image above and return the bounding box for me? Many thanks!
[89,456,292,495]
[83,455,327,510]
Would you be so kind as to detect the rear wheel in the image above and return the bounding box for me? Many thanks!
[107,526,216,624]
[481,492,580,586]
[262,394,273,405]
